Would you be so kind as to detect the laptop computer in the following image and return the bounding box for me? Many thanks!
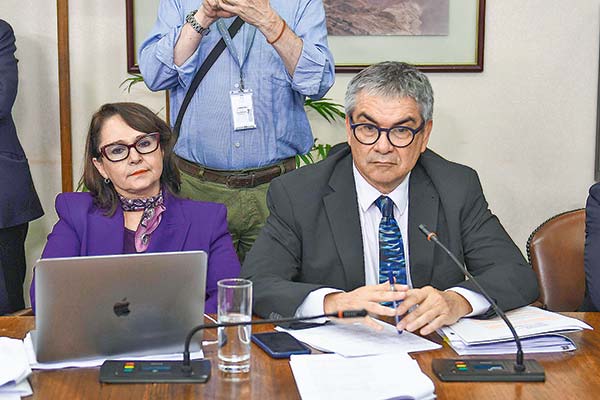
[32,250,207,363]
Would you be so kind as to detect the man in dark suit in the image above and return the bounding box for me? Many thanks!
[242,62,538,335]
[0,20,44,314]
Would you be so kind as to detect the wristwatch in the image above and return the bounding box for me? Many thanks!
[186,9,210,36]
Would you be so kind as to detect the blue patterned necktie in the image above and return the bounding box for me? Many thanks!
[375,196,407,287]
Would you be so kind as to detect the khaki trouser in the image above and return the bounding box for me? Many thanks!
[179,169,270,264]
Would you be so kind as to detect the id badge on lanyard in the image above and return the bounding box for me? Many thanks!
[230,89,256,130]
[217,20,258,131]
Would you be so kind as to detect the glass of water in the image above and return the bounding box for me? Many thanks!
[217,278,252,373]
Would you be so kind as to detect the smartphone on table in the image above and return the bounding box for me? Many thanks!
[251,332,311,359]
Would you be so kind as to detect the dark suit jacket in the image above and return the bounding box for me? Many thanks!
[584,182,600,311]
[242,144,538,318]
[0,20,43,228]
[30,191,241,313]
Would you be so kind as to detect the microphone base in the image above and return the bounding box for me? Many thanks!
[99,359,211,383]
[432,358,545,382]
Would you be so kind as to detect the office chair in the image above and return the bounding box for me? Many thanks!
[526,209,586,311]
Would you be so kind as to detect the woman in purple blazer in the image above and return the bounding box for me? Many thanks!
[31,103,240,312]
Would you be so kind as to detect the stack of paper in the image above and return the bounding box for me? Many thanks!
[290,353,435,400]
[280,320,439,398]
[443,333,577,355]
[278,319,440,357]
[439,306,592,355]
[0,337,33,399]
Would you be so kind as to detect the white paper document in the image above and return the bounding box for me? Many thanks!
[290,353,435,400]
[441,332,577,355]
[0,337,32,399]
[278,319,440,357]
[445,306,592,345]
[0,380,33,399]
[0,338,31,387]
[23,332,204,370]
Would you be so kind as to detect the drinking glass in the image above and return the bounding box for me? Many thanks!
[217,278,252,373]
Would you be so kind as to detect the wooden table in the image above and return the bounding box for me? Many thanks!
[1,313,599,399]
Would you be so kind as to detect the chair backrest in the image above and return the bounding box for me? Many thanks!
[526,209,586,311]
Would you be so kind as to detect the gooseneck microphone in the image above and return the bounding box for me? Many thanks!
[99,309,368,384]
[181,309,367,370]
[418,224,544,382]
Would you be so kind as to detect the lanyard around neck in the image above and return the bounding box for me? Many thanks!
[216,18,257,90]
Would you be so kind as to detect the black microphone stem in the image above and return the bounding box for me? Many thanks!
[182,309,368,369]
[418,224,526,372]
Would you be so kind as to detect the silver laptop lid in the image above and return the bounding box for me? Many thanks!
[33,251,207,363]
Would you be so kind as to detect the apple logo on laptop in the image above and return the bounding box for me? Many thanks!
[113,298,131,317]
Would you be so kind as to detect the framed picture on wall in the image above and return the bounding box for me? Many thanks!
[126,0,160,73]
[327,0,486,73]
[126,0,485,74]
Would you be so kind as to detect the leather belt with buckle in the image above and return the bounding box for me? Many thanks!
[175,156,296,189]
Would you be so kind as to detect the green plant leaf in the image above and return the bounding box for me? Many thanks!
[296,153,315,166]
[75,177,89,192]
[119,74,145,93]
[304,98,346,123]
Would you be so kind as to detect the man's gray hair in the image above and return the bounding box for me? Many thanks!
[344,61,434,121]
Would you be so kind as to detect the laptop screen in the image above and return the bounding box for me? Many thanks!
[33,251,207,362]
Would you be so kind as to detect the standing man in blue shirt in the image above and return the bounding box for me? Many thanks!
[139,0,335,262]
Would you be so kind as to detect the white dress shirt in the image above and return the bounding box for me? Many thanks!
[295,162,490,319]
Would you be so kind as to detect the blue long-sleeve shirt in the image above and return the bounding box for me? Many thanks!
[138,0,335,170]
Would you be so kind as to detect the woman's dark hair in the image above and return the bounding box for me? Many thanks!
[83,102,181,215]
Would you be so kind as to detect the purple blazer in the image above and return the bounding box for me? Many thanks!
[30,191,240,313]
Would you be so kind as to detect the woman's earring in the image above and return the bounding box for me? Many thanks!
[104,178,111,184]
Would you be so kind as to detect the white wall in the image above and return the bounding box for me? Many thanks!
[1,0,598,305]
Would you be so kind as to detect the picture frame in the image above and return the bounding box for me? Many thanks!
[331,0,486,73]
[126,0,485,74]
[126,0,160,73]
[125,0,137,73]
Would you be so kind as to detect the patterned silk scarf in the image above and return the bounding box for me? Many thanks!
[118,190,166,252]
